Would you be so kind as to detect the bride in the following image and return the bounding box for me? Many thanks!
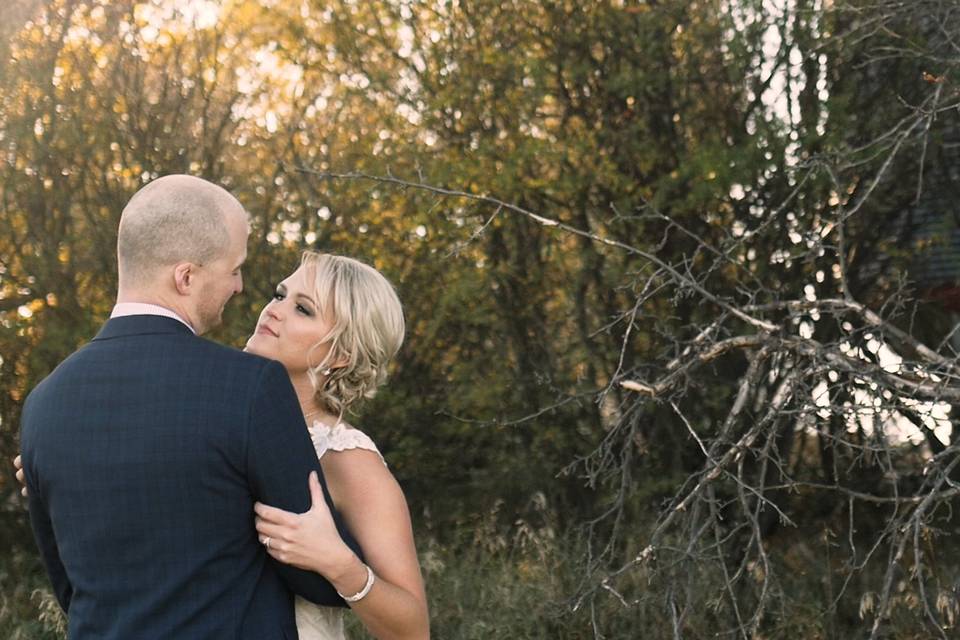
[245,251,429,640]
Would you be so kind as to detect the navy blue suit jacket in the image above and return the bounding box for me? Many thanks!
[20,315,360,639]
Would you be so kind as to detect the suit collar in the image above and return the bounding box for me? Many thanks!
[92,315,197,341]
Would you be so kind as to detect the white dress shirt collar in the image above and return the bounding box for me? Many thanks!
[110,302,195,334]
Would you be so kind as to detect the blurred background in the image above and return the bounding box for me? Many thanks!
[2,1,960,637]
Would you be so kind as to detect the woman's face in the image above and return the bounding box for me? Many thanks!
[245,265,336,376]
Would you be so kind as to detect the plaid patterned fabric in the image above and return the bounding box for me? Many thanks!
[21,315,359,639]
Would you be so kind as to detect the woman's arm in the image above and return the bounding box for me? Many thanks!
[255,450,429,640]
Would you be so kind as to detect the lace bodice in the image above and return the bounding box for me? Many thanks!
[295,420,384,640]
[307,420,386,466]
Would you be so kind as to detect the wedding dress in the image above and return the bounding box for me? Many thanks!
[294,420,386,640]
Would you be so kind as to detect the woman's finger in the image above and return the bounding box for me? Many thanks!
[262,539,287,558]
[254,519,295,541]
[254,521,287,540]
[15,466,27,497]
[254,501,299,524]
[264,546,283,561]
[259,533,286,550]
[262,540,312,570]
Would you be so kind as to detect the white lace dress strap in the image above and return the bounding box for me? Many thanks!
[308,420,387,466]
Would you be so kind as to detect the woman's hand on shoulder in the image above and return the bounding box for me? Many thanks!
[254,471,355,578]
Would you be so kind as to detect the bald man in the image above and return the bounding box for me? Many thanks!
[20,175,360,639]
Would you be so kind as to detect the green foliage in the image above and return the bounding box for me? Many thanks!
[0,540,65,640]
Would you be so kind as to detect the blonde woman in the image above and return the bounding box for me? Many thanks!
[12,250,426,638]
[245,251,429,640]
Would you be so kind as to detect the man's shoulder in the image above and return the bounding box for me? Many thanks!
[188,334,256,361]
[23,341,93,402]
[28,333,280,396]
[168,337,292,396]
[190,337,282,373]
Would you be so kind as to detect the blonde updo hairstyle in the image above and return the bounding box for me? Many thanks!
[302,252,405,417]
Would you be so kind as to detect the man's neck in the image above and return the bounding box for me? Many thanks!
[117,287,197,329]
[112,296,197,334]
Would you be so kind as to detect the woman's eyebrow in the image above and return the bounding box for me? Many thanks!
[295,292,317,307]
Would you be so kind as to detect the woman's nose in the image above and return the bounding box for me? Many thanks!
[266,305,282,320]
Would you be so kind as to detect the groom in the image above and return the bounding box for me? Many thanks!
[19,175,358,639]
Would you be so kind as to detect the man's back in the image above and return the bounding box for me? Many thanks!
[21,315,351,639]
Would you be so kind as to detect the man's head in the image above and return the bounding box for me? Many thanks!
[117,174,249,334]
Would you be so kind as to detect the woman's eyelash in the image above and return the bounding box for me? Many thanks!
[273,290,312,315]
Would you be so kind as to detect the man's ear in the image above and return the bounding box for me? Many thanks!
[173,263,196,295]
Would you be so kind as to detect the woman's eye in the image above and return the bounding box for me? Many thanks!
[296,304,312,316]
[272,291,284,301]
